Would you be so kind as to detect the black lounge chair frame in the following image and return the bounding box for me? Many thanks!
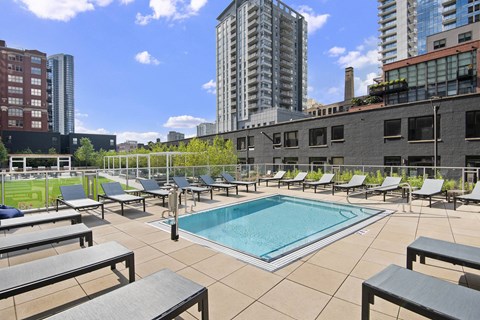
[0,223,93,255]
[221,172,257,192]
[0,241,135,300]
[56,184,105,219]
[302,174,335,193]
[258,171,286,187]
[364,177,402,202]
[199,175,238,197]
[99,182,146,215]
[139,179,169,207]
[48,269,208,320]
[332,175,366,195]
[407,179,445,208]
[0,210,82,232]
[407,236,480,270]
[362,264,480,320]
[172,177,213,204]
[277,172,308,189]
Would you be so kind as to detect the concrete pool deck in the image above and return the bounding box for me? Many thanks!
[1,185,480,319]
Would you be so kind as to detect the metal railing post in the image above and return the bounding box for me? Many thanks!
[45,172,49,212]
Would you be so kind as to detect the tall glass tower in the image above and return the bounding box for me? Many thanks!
[378,0,480,63]
[216,0,308,133]
[47,54,75,134]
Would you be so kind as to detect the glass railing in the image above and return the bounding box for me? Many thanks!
[2,164,478,213]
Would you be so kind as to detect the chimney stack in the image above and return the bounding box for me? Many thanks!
[344,67,354,101]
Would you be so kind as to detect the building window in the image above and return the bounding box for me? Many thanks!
[248,136,254,149]
[384,119,401,137]
[31,121,42,129]
[273,133,281,148]
[384,156,402,166]
[73,138,78,145]
[8,64,23,72]
[31,67,41,75]
[31,110,42,118]
[31,78,41,86]
[237,137,246,150]
[466,111,480,138]
[8,54,23,62]
[8,86,23,94]
[331,125,344,141]
[8,97,23,105]
[284,131,298,147]
[8,120,23,128]
[458,31,472,43]
[31,56,42,64]
[7,75,23,83]
[31,99,42,107]
[110,139,114,146]
[433,39,446,49]
[31,88,41,96]
[8,108,23,117]
[408,116,440,141]
[408,156,439,166]
[309,128,327,146]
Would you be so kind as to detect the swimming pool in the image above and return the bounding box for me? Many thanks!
[154,195,393,270]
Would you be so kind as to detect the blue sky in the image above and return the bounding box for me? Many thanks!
[0,0,380,143]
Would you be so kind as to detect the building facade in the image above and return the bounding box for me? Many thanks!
[167,131,185,142]
[48,54,75,134]
[216,0,308,133]
[117,140,138,152]
[0,40,49,132]
[197,122,216,136]
[378,0,480,64]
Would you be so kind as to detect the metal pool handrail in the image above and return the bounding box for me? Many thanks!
[346,182,413,213]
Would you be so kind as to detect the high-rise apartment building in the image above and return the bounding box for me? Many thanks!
[48,54,75,134]
[167,131,185,142]
[378,0,480,64]
[0,40,49,132]
[197,122,216,136]
[216,0,308,133]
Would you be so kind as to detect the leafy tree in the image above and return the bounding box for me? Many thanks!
[0,139,8,169]
[74,138,95,168]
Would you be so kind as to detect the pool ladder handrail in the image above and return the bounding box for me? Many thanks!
[346,182,413,213]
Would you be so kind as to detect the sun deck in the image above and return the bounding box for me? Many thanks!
[1,185,480,319]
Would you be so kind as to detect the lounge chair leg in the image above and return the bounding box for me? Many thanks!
[453,197,457,210]
[429,196,432,208]
[128,255,135,283]
[142,199,146,212]
[201,294,209,320]
[121,203,124,216]
[361,285,372,320]
[101,204,104,219]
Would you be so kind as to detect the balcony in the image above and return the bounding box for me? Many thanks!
[248,44,258,53]
[368,79,408,96]
[280,45,293,53]
[248,103,258,110]
[248,86,258,92]
[280,68,293,76]
[248,52,259,61]
[280,83,293,90]
[458,66,474,80]
[248,35,257,44]
[280,60,293,68]
[280,91,293,98]
[248,11,258,22]
[248,69,258,78]
[248,61,258,69]
[248,95,257,101]
[248,27,258,36]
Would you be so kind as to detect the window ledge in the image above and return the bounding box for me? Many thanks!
[309,145,328,148]
[284,146,299,149]
[384,135,402,139]
[408,139,443,143]
[331,139,345,143]
[466,138,480,141]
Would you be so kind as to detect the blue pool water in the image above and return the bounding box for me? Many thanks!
[166,195,383,261]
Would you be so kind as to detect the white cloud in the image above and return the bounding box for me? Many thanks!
[328,46,346,57]
[75,111,89,118]
[307,86,315,93]
[136,0,208,25]
[120,0,134,4]
[75,118,109,135]
[16,0,95,21]
[115,131,163,144]
[202,80,216,95]
[297,5,329,35]
[332,37,380,70]
[135,51,160,65]
[164,115,207,129]
[355,72,379,96]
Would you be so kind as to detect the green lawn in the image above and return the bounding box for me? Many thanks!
[4,176,129,210]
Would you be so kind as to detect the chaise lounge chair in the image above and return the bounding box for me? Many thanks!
[362,264,480,320]
[0,210,82,232]
[407,236,480,271]
[0,241,135,300]
[332,175,366,195]
[454,182,480,210]
[302,173,335,193]
[364,177,402,201]
[199,175,238,196]
[258,171,286,187]
[99,182,145,216]
[139,179,170,207]
[48,269,208,320]
[278,172,308,189]
[408,179,444,208]
[172,176,213,203]
[57,184,105,219]
[221,172,257,192]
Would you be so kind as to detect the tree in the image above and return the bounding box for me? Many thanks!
[74,138,96,168]
[0,139,8,169]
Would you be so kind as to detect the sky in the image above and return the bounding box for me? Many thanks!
[0,0,381,143]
